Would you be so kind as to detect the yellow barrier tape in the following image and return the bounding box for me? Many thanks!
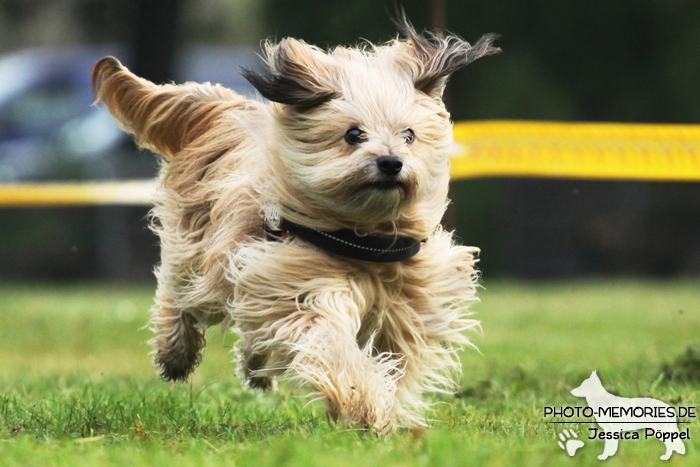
[0,180,155,207]
[451,120,700,181]
[452,121,700,181]
[1,121,699,207]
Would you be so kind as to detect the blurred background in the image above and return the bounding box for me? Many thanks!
[0,0,699,282]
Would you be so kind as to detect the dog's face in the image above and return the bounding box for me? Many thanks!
[244,19,499,231]
[267,49,454,226]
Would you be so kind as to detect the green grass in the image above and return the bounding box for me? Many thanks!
[0,280,698,466]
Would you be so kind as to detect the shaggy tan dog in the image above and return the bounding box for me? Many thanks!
[91,15,498,433]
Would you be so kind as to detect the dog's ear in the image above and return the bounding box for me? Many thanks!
[241,38,339,109]
[393,12,500,99]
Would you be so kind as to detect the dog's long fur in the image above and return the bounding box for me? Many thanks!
[92,16,498,432]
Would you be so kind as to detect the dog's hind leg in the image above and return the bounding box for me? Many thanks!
[149,287,206,382]
[661,432,686,460]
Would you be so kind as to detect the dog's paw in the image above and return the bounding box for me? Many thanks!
[244,375,277,391]
[557,429,584,457]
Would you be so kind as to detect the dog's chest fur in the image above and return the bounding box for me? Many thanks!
[229,231,478,351]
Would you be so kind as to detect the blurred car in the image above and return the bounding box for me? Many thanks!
[0,45,259,182]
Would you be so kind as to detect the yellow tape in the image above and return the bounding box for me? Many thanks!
[0,180,155,207]
[451,120,700,181]
[1,121,699,207]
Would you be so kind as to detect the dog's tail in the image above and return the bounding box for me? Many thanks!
[91,56,244,160]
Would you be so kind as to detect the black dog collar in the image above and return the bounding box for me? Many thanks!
[265,218,423,262]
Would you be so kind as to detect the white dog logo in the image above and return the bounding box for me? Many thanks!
[571,370,686,461]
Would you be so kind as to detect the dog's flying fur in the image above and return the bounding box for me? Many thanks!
[92,15,498,433]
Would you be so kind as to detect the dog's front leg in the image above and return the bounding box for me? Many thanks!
[369,231,479,426]
[233,290,400,432]
[230,245,403,432]
[598,435,619,460]
[287,318,402,433]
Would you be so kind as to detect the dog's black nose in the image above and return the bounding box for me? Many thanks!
[376,156,403,176]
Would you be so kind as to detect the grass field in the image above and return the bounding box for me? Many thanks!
[0,280,698,466]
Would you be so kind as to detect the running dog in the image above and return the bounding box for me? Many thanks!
[91,13,498,433]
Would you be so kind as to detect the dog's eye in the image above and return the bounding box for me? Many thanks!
[403,128,416,144]
[344,127,366,145]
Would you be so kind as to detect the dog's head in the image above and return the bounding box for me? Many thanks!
[571,370,603,398]
[244,15,499,234]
